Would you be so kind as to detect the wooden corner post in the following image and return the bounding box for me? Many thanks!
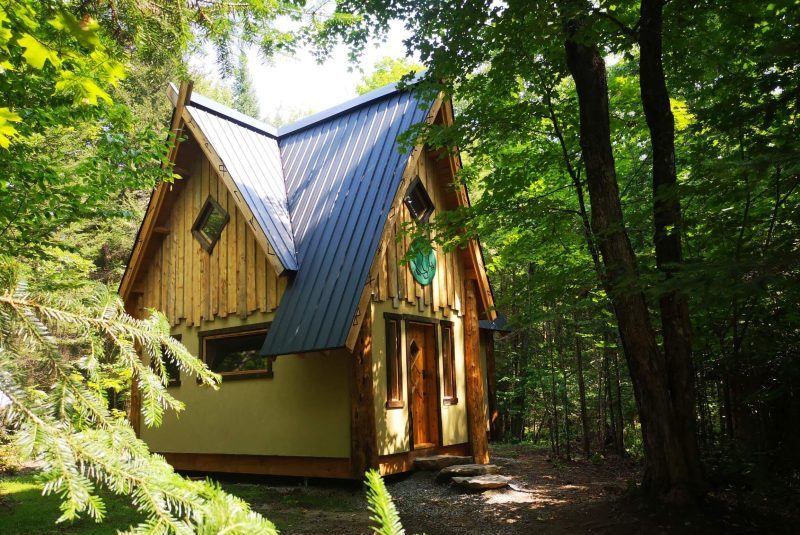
[349,304,379,478]
[464,279,490,464]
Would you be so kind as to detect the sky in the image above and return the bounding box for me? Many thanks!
[190,21,413,124]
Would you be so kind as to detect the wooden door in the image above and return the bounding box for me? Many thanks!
[407,322,440,449]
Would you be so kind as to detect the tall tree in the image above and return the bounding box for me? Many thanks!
[232,51,260,118]
[313,0,733,501]
[356,56,423,94]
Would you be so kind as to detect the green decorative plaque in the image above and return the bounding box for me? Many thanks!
[409,236,437,286]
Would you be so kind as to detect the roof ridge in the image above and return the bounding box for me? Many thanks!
[176,72,424,141]
[276,81,404,136]
[186,89,279,137]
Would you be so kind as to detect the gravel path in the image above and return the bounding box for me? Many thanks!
[232,445,799,534]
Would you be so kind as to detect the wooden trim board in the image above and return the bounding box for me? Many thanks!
[162,452,353,479]
[119,81,193,301]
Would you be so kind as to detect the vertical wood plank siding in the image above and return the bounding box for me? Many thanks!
[370,151,466,316]
[132,153,285,323]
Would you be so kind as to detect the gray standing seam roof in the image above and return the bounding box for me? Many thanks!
[178,83,432,356]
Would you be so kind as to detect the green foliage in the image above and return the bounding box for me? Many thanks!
[357,56,423,94]
[364,469,405,535]
[315,0,800,475]
[0,276,279,533]
[232,52,260,118]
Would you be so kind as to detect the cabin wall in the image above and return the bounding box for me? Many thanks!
[140,311,351,458]
[369,148,476,457]
[369,151,466,316]
[131,147,349,460]
[128,149,286,326]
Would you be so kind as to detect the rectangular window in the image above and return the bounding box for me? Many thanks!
[199,325,273,381]
[441,322,457,404]
[386,316,404,408]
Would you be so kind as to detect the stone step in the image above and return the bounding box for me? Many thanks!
[413,455,473,471]
[451,474,512,491]
[435,464,501,483]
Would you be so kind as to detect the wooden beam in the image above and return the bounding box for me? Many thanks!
[180,106,290,278]
[344,94,446,351]
[119,81,193,301]
[349,304,379,478]
[162,452,352,479]
[464,279,489,464]
[439,99,497,321]
[124,295,142,437]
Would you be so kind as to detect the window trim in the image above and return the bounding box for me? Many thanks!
[198,323,273,382]
[192,195,229,253]
[403,176,435,224]
[385,313,404,409]
[440,321,458,405]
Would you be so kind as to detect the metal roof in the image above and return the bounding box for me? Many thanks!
[188,89,279,137]
[174,81,433,355]
[479,314,511,332]
[262,89,431,356]
[187,105,298,271]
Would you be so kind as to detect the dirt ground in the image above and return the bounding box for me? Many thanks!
[223,444,800,535]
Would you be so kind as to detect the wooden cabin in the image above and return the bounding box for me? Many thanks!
[120,81,500,478]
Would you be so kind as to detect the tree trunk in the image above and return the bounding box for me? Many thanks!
[555,314,571,461]
[612,345,626,454]
[563,17,701,503]
[602,332,618,452]
[638,0,703,491]
[483,330,501,442]
[547,323,561,458]
[575,317,591,457]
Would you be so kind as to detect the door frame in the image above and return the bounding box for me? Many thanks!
[404,317,443,450]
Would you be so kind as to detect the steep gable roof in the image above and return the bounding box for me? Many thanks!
[126,81,476,355]
[173,88,297,271]
[169,82,435,355]
[263,89,430,356]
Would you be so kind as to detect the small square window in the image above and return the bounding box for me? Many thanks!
[192,196,229,253]
[404,177,434,223]
[199,325,273,381]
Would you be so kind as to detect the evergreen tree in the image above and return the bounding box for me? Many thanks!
[232,52,261,119]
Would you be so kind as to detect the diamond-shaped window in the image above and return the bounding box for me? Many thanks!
[192,196,229,253]
[404,177,434,224]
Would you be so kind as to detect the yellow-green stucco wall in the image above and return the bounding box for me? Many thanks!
[140,311,351,458]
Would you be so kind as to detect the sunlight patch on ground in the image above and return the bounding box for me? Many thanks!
[482,488,568,507]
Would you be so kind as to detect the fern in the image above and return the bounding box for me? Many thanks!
[364,469,406,535]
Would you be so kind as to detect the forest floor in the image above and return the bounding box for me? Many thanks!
[2,444,799,534]
[231,444,800,535]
